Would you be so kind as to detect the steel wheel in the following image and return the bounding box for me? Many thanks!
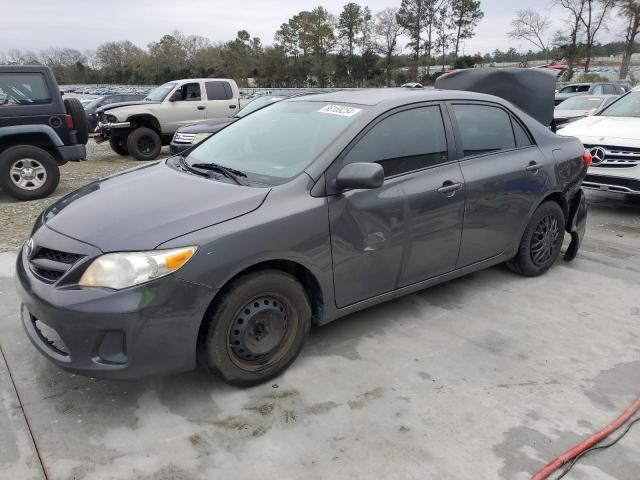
[227,295,297,372]
[137,135,155,155]
[530,214,560,266]
[9,158,47,190]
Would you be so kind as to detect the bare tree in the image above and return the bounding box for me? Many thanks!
[375,8,404,85]
[619,0,640,79]
[508,9,552,63]
[555,0,587,79]
[579,0,617,72]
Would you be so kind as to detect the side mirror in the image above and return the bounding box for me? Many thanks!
[169,91,182,102]
[336,162,384,191]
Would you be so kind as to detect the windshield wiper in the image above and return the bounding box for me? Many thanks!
[175,155,210,178]
[191,162,247,185]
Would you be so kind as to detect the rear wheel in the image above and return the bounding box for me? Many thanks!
[126,127,161,161]
[64,98,89,144]
[0,146,60,201]
[109,136,129,156]
[508,201,565,276]
[202,270,311,387]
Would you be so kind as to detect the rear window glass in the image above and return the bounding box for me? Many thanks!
[206,81,233,100]
[452,104,516,157]
[0,73,52,106]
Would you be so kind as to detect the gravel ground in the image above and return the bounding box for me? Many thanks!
[0,139,168,252]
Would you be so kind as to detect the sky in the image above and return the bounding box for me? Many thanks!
[0,0,626,56]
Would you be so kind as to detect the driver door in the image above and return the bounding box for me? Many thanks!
[163,82,207,132]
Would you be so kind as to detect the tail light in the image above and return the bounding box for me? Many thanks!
[582,150,592,167]
[65,115,74,129]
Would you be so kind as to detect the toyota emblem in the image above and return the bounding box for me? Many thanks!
[589,146,606,165]
[25,238,34,257]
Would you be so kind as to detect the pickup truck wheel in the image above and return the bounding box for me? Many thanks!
[0,146,60,201]
[109,136,129,156]
[507,201,565,277]
[64,98,89,145]
[202,270,311,387]
[126,127,161,161]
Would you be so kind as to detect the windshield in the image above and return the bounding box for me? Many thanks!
[186,101,364,182]
[599,91,640,117]
[558,96,605,110]
[144,83,176,102]
[236,96,285,118]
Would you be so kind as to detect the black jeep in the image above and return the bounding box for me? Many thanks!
[0,65,88,201]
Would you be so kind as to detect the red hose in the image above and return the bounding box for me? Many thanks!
[531,396,640,480]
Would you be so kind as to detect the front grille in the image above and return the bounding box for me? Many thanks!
[28,246,84,284]
[584,145,640,168]
[173,132,196,144]
[33,318,69,356]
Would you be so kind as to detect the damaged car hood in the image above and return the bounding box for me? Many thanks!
[42,161,270,252]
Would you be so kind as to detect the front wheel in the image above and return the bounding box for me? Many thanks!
[0,146,60,201]
[202,270,311,387]
[508,201,565,276]
[109,136,129,156]
[126,127,161,161]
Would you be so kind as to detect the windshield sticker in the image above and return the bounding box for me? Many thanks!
[318,104,362,117]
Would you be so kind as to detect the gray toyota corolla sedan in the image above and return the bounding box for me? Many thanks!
[16,69,589,386]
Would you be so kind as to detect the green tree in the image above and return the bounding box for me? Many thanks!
[450,0,484,59]
[619,0,640,79]
[338,3,363,84]
[397,0,430,80]
[375,7,404,85]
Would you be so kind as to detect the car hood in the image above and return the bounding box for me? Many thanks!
[557,115,640,142]
[43,161,270,252]
[177,117,238,134]
[97,100,159,114]
[554,109,591,119]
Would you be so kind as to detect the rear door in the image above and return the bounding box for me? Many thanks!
[327,104,464,307]
[204,80,237,119]
[449,102,550,267]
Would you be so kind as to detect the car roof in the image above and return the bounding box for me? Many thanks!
[286,88,501,108]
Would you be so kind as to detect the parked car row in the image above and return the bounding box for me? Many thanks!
[61,85,153,96]
[555,82,630,105]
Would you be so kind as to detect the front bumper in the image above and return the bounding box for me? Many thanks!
[97,121,131,143]
[169,142,193,155]
[57,144,86,162]
[583,168,640,196]
[15,239,217,379]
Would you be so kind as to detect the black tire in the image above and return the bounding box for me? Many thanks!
[64,98,89,145]
[0,146,60,201]
[126,127,162,161]
[508,201,565,276]
[202,270,312,387]
[109,136,129,156]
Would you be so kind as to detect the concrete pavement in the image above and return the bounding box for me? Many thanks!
[0,190,639,480]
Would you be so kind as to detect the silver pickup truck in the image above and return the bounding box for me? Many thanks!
[97,78,241,160]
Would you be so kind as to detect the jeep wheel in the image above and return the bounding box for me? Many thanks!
[64,98,89,145]
[126,127,161,161]
[202,270,312,387]
[0,146,60,201]
[109,136,129,156]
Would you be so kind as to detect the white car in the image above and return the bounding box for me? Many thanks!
[558,88,640,196]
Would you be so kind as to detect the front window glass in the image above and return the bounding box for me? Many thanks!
[186,101,364,182]
[599,91,640,117]
[144,83,176,102]
[343,106,449,177]
[0,73,51,106]
[558,96,605,110]
[236,96,284,118]
[452,104,516,157]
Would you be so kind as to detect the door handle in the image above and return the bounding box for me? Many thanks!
[526,162,543,173]
[229,105,237,109]
[437,181,463,196]
[197,106,205,110]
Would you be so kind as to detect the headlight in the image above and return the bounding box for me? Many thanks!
[79,247,197,290]
[193,133,213,144]
[105,114,118,123]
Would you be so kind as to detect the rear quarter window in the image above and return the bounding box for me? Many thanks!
[0,72,52,106]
